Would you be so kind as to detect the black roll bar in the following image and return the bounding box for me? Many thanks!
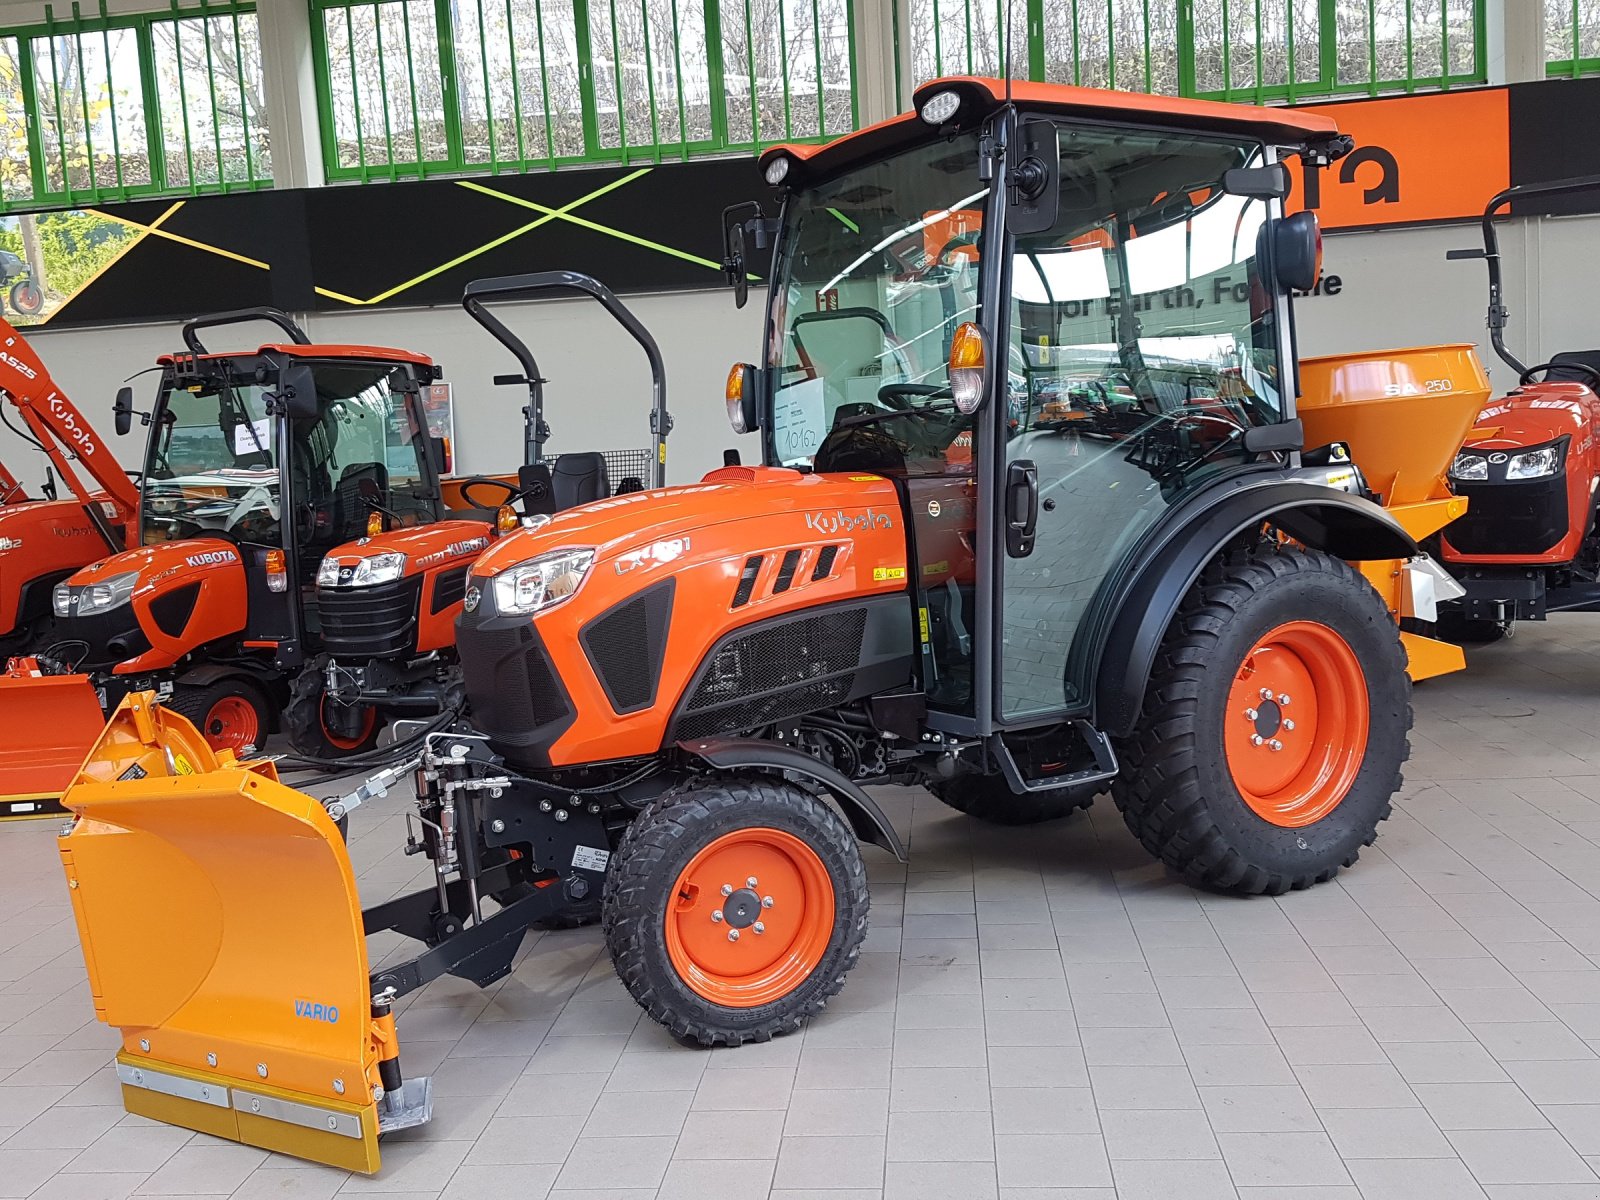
[461,271,671,488]
[1447,175,1600,378]
[181,308,311,355]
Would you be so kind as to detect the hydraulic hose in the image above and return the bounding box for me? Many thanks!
[273,703,465,779]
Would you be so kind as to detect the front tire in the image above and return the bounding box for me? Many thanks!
[1112,545,1410,896]
[603,775,868,1046]
[169,678,271,756]
[285,668,380,757]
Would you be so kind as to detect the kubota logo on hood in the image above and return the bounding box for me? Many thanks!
[185,549,238,568]
[804,509,894,535]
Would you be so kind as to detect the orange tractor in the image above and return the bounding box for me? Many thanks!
[58,78,1485,1171]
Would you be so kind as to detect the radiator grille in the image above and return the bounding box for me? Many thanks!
[319,578,422,657]
[581,580,673,714]
[458,621,571,732]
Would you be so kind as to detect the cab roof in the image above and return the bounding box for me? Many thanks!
[156,343,435,368]
[760,76,1344,184]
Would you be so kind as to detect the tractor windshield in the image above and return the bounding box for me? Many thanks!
[141,360,435,549]
[765,133,987,473]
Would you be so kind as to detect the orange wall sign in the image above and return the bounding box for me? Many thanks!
[1286,88,1510,231]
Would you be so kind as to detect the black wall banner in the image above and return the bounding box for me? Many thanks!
[7,76,1600,332]
[4,157,756,330]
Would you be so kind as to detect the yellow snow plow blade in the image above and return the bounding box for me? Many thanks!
[0,665,106,818]
[57,693,391,1173]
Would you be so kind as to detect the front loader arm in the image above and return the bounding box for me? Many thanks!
[0,316,139,536]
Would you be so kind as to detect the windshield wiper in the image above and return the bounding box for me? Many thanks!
[834,400,960,430]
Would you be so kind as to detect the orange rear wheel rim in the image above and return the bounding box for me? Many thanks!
[203,695,260,753]
[1223,620,1369,828]
[664,827,835,1009]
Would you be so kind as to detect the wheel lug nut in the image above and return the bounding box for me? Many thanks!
[1278,694,1290,705]
[1243,707,1258,721]
[728,929,740,942]
[1283,719,1295,731]
[761,896,774,908]
[720,884,733,896]
[753,921,765,935]
[1268,739,1283,751]
[746,877,759,888]
[1251,734,1264,746]
[1260,687,1273,700]
[711,910,724,923]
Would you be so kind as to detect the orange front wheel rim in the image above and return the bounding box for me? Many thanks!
[1223,620,1369,828]
[664,827,835,1009]
[320,697,376,751]
[203,695,260,752]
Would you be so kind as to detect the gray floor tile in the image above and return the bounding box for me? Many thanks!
[1447,1129,1600,1185]
[887,1109,996,1161]
[1318,1107,1455,1158]
[1345,1157,1490,1199]
[1112,1158,1238,1199]
[773,1134,886,1190]
[994,1134,1112,1188]
[1413,1082,1551,1130]
[1100,1108,1220,1159]
[1216,1131,1352,1187]
[1201,1085,1322,1133]
[884,1159,997,1200]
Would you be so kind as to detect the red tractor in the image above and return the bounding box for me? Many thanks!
[1438,176,1600,638]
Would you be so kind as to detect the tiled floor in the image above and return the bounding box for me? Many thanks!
[5,615,1600,1199]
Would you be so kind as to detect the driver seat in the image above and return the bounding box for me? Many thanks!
[1547,351,1600,390]
[552,452,611,509]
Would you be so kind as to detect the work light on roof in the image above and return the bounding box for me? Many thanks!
[764,156,790,186]
[920,90,962,125]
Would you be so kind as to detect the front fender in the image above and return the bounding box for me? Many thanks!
[1093,481,1415,739]
[677,736,907,861]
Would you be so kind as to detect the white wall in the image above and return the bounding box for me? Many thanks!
[1,288,764,493]
[6,211,1600,497]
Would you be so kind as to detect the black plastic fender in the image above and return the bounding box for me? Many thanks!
[676,736,908,862]
[1094,480,1416,739]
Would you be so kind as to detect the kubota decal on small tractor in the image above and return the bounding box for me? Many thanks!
[59,77,1485,1172]
[1437,176,1600,640]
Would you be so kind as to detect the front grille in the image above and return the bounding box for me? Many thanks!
[319,578,422,657]
[670,606,869,741]
[457,617,573,764]
[57,606,151,670]
[1448,477,1569,556]
[580,580,673,714]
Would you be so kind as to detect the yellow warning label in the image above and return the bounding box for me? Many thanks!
[658,445,667,464]
[172,754,194,776]
[918,607,930,643]
[872,566,907,582]
[922,560,949,576]
[849,475,882,482]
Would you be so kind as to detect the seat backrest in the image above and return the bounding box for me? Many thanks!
[1548,351,1600,388]
[332,461,386,543]
[552,452,610,509]
[517,463,556,516]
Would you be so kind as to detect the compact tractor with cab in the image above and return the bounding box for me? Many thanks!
[1437,177,1600,639]
[286,271,668,757]
[58,78,1486,1171]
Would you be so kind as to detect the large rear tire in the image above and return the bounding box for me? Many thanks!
[603,775,868,1046]
[1112,545,1410,896]
[928,772,1095,825]
[169,678,271,756]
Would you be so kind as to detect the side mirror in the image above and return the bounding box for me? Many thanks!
[1273,210,1322,293]
[1223,162,1291,199]
[725,363,760,434]
[1008,119,1060,237]
[428,435,450,475]
[113,387,134,437]
[725,224,749,309]
[278,362,319,421]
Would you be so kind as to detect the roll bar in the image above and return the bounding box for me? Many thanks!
[461,271,670,488]
[181,308,311,356]
[1446,175,1600,378]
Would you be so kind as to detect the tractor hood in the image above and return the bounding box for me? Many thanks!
[319,519,492,586]
[469,466,902,586]
[1464,383,1598,451]
[63,537,243,593]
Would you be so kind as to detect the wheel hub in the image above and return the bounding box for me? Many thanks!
[720,886,763,930]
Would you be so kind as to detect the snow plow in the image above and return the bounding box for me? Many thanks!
[59,77,1491,1174]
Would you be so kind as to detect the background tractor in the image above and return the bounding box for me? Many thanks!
[57,77,1485,1172]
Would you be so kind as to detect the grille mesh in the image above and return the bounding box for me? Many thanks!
[581,581,672,713]
[320,578,422,656]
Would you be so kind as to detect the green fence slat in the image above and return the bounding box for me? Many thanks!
[99,8,124,190]
[531,0,556,163]
[400,0,425,171]
[777,0,792,139]
[342,5,365,174]
[504,0,526,164]
[742,0,756,144]
[669,0,688,156]
[608,0,626,154]
[641,0,663,159]
[230,6,254,185]
[201,3,228,185]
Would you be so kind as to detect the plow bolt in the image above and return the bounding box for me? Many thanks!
[139,1039,149,1052]
[721,884,734,896]
[207,1053,217,1067]
[711,910,724,923]
[728,929,740,942]
[333,1079,345,1095]
[256,1064,268,1079]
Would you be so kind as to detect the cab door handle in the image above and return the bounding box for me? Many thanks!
[1005,459,1038,558]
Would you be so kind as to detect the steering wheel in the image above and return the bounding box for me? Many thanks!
[877,382,953,410]
[1520,361,1600,391]
[458,476,522,510]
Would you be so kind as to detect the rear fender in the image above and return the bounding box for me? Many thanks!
[1093,482,1415,739]
[677,736,907,861]
[58,693,386,1172]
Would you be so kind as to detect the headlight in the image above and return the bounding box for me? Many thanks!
[1449,452,1488,481]
[74,571,139,617]
[52,582,70,617]
[318,552,407,588]
[1506,444,1563,480]
[490,548,594,617]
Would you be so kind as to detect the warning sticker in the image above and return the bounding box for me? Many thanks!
[117,763,148,781]
[872,566,907,582]
[173,755,194,776]
[572,845,611,873]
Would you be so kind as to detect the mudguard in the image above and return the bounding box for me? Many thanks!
[1093,480,1416,739]
[57,693,389,1172]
